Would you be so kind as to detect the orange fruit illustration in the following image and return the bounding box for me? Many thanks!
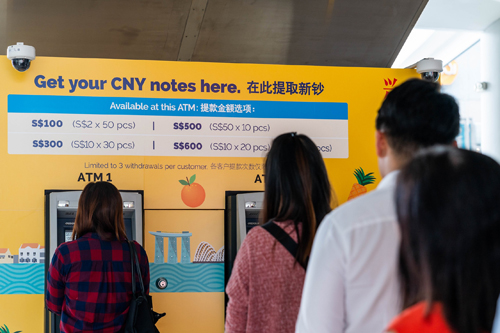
[179,174,206,207]
[347,167,376,201]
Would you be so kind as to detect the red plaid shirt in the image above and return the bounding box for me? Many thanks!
[46,232,150,333]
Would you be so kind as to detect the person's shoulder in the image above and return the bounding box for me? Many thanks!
[54,242,70,257]
[132,239,145,252]
[53,236,88,265]
[131,240,149,261]
[245,225,270,241]
[240,224,279,251]
[56,235,85,254]
[322,186,396,233]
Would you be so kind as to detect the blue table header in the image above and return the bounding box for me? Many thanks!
[8,95,348,120]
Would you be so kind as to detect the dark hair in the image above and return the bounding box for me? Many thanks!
[396,146,500,333]
[261,132,335,266]
[72,182,126,241]
[376,79,460,158]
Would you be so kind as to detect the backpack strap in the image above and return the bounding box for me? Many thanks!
[261,220,307,270]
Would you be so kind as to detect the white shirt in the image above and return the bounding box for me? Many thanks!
[296,170,401,333]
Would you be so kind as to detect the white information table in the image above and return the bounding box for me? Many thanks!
[8,95,348,158]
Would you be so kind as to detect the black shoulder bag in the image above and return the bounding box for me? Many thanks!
[261,220,308,270]
[123,241,165,333]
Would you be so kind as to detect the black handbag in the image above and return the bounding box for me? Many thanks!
[123,241,165,333]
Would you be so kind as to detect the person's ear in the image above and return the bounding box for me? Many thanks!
[376,130,388,158]
[452,140,458,148]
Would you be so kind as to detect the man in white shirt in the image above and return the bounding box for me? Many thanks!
[296,79,460,333]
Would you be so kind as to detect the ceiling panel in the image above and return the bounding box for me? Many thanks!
[194,0,427,67]
[2,0,190,60]
[0,0,427,67]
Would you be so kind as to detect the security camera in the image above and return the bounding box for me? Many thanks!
[7,42,35,72]
[416,58,443,82]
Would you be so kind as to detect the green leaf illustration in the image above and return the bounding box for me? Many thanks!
[179,180,189,186]
[0,325,22,333]
[189,174,196,184]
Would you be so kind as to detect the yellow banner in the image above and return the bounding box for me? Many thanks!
[0,56,417,332]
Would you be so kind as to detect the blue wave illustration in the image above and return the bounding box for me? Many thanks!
[149,263,224,293]
[0,264,45,294]
[0,263,225,294]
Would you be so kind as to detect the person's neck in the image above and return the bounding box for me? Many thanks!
[380,153,407,178]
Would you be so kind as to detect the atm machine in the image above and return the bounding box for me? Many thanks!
[44,189,143,333]
[224,191,264,300]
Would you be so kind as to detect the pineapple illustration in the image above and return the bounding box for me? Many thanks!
[347,168,376,201]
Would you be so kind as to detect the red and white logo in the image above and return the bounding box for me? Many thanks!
[384,78,397,97]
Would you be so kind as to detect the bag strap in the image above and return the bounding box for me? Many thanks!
[128,241,136,295]
[261,220,308,270]
[128,240,145,295]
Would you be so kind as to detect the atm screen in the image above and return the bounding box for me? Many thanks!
[246,217,260,233]
[124,218,133,241]
[57,218,75,246]
[58,218,134,245]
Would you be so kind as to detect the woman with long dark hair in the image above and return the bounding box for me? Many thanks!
[225,132,336,333]
[387,146,500,333]
[46,182,150,333]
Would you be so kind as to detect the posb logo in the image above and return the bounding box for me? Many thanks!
[383,78,397,97]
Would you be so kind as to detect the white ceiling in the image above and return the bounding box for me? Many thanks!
[392,29,481,68]
[392,0,500,68]
[416,0,500,31]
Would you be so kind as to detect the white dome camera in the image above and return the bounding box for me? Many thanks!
[7,42,36,72]
[416,58,443,83]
